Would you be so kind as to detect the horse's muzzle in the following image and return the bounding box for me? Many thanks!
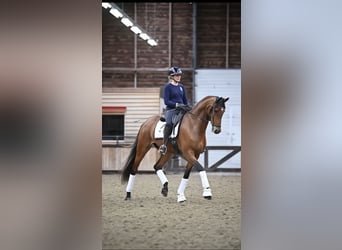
[212,126,221,134]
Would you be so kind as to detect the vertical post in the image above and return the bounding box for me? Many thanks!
[134,3,138,88]
[168,3,172,67]
[192,2,197,105]
[226,3,230,68]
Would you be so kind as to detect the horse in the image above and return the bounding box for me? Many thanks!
[121,95,229,202]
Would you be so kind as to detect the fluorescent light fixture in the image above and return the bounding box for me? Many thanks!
[121,17,133,27]
[130,26,142,34]
[139,33,150,40]
[147,39,158,46]
[103,3,158,46]
[109,8,123,18]
[102,3,112,9]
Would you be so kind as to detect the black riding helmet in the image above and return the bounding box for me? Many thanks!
[168,66,182,76]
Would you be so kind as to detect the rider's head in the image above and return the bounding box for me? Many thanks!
[168,67,182,82]
[168,66,182,76]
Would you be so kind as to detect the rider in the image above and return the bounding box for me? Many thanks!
[159,66,190,155]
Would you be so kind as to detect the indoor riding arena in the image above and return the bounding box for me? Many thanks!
[102,2,241,250]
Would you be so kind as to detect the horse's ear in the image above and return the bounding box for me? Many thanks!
[224,97,229,102]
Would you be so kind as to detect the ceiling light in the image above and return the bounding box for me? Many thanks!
[139,33,150,40]
[103,3,158,47]
[102,3,111,9]
[121,17,133,27]
[130,26,142,34]
[147,39,158,46]
[109,8,123,18]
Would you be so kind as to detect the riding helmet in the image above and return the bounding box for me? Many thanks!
[168,67,182,76]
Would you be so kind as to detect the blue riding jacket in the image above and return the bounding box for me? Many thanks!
[163,82,188,127]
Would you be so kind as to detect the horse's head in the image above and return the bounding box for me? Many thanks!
[210,97,229,134]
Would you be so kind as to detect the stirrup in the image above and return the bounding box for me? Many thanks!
[159,144,167,154]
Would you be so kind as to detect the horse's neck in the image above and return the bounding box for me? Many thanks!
[192,98,214,120]
[188,101,211,132]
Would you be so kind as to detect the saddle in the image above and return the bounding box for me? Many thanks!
[171,110,185,126]
[154,109,189,139]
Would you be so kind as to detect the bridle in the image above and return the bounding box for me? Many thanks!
[187,98,225,130]
[208,102,225,131]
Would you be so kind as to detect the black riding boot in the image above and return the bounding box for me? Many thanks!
[159,125,172,154]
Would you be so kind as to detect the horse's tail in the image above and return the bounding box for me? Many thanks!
[121,135,138,184]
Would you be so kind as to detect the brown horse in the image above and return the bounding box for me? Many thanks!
[121,95,229,202]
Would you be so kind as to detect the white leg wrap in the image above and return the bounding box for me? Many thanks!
[126,174,136,192]
[177,178,189,202]
[156,169,168,185]
[177,178,189,195]
[177,193,187,203]
[199,171,210,189]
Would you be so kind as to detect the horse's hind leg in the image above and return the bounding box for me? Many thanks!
[153,152,172,197]
[125,175,134,200]
[125,144,152,200]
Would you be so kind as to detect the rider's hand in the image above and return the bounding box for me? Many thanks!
[176,103,191,112]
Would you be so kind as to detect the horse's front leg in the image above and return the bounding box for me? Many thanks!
[176,163,193,203]
[183,155,212,200]
[193,161,212,200]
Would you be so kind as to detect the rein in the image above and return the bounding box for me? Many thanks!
[182,96,228,130]
[187,105,221,128]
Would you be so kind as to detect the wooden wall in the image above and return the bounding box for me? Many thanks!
[102,87,160,137]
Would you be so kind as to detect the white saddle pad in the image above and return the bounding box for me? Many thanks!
[154,121,180,139]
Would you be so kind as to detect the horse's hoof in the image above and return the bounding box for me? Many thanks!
[203,188,212,198]
[161,182,168,197]
[161,188,168,197]
[125,192,131,200]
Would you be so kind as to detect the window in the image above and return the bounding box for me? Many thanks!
[102,106,126,140]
